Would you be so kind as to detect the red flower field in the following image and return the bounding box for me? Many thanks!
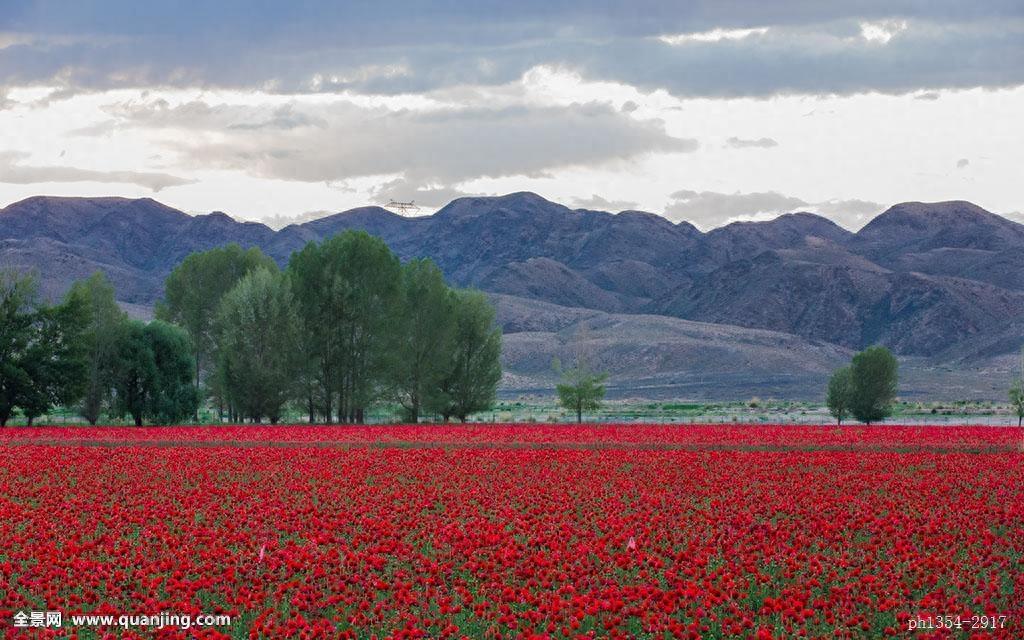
[1,425,1021,638]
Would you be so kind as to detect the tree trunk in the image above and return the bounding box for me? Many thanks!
[134,413,143,427]
[576,406,582,423]
[194,351,201,422]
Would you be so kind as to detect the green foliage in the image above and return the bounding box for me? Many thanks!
[437,290,502,422]
[0,270,40,426]
[144,321,199,424]
[20,291,90,424]
[157,244,276,399]
[215,268,300,423]
[849,345,899,424]
[554,350,608,424]
[109,320,153,426]
[826,366,853,425]
[391,259,456,423]
[2,233,505,426]
[110,319,197,426]
[287,230,403,423]
[1009,379,1024,427]
[64,272,128,424]
[0,269,91,426]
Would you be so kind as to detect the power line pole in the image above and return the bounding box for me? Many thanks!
[385,200,420,215]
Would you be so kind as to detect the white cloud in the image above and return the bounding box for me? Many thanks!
[859,19,909,44]
[84,96,697,186]
[659,27,768,45]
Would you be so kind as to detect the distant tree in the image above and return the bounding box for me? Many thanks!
[287,231,402,423]
[64,272,128,424]
[215,268,300,423]
[438,290,502,421]
[157,244,276,409]
[391,259,455,423]
[1010,378,1024,427]
[826,366,853,425]
[0,270,39,426]
[554,330,608,423]
[110,319,196,426]
[849,345,899,424]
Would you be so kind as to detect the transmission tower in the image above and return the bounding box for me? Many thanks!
[385,200,420,215]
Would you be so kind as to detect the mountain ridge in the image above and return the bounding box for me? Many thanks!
[2,191,1022,399]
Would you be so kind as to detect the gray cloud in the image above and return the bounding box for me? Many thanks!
[915,91,941,100]
[0,3,1021,98]
[570,194,640,211]
[259,209,333,230]
[956,158,970,169]
[0,150,193,191]
[725,136,778,149]
[370,177,480,209]
[665,189,884,229]
[85,98,696,184]
[225,104,328,131]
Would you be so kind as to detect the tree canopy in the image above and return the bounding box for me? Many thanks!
[826,366,853,425]
[826,346,899,425]
[1,233,503,426]
[215,267,299,423]
[157,244,276,401]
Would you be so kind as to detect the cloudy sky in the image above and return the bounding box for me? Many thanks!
[1,1,1022,230]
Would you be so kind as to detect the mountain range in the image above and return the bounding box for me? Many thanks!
[2,192,1022,400]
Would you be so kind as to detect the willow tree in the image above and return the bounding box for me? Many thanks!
[157,244,276,408]
[64,272,128,424]
[438,290,502,422]
[390,259,455,423]
[215,268,300,423]
[287,231,401,423]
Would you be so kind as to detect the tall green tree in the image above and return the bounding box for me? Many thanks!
[20,292,90,425]
[849,345,899,424]
[1009,378,1024,427]
[64,272,128,424]
[438,290,502,422]
[826,366,853,425]
[554,332,608,423]
[287,231,401,423]
[110,320,196,426]
[215,268,300,423]
[110,320,153,427]
[157,244,276,407]
[391,259,455,423]
[0,270,39,426]
[0,270,87,426]
[145,321,199,424]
